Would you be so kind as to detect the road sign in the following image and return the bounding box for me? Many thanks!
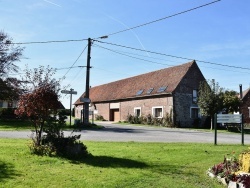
[80,97,91,103]
[217,114,242,124]
[61,90,77,95]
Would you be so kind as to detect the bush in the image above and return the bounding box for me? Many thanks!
[0,108,18,119]
[95,115,105,121]
[58,109,71,116]
[29,112,90,158]
[126,113,174,127]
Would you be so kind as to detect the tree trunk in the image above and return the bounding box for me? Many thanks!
[37,121,44,146]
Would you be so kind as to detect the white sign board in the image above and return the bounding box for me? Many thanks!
[80,97,91,103]
[217,114,242,124]
[61,90,77,95]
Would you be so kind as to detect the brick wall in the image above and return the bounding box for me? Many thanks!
[120,97,173,120]
[241,92,250,124]
[75,104,83,119]
[95,103,110,121]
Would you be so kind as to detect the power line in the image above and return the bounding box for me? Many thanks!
[55,66,87,71]
[93,44,173,66]
[97,0,221,38]
[94,44,250,75]
[94,40,250,71]
[61,44,88,79]
[13,38,88,45]
[94,44,182,64]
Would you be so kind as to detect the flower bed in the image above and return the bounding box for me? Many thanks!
[207,151,250,188]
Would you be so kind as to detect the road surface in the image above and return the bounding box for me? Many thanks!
[0,122,249,144]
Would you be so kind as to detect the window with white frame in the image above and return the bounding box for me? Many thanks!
[190,107,199,119]
[248,107,250,117]
[193,90,197,103]
[152,106,163,118]
[0,101,3,108]
[134,107,141,117]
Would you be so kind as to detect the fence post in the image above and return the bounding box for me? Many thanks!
[241,114,244,145]
[214,113,217,145]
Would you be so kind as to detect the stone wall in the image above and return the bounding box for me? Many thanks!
[174,92,196,127]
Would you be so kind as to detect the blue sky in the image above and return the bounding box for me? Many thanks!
[1,0,250,109]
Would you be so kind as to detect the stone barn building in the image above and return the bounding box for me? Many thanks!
[74,60,206,127]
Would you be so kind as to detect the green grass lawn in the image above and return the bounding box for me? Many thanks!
[0,119,33,130]
[0,119,103,131]
[0,138,247,188]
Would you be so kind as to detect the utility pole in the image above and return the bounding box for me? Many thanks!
[84,38,92,125]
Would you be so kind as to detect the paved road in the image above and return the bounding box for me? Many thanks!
[0,122,249,144]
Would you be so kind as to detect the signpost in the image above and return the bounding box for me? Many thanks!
[214,114,244,145]
[61,88,77,126]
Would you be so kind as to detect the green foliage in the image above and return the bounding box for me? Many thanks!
[15,65,62,146]
[29,113,89,158]
[198,80,241,129]
[0,31,24,100]
[198,79,224,117]
[126,112,174,127]
[58,109,71,116]
[198,80,241,116]
[95,114,105,121]
[0,108,17,119]
[222,90,241,113]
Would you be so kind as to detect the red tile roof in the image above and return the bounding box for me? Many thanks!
[75,60,198,104]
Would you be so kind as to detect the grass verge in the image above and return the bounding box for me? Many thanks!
[0,119,104,131]
[0,119,33,130]
[0,138,247,188]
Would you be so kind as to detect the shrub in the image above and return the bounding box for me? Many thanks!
[125,113,174,127]
[58,109,71,116]
[0,108,18,119]
[29,113,90,158]
[95,115,105,121]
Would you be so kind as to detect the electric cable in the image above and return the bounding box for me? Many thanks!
[93,44,250,75]
[94,40,250,71]
[13,39,88,45]
[61,44,88,79]
[97,0,221,38]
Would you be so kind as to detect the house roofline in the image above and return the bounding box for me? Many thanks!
[74,92,173,105]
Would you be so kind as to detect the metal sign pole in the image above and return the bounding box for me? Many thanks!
[241,114,244,145]
[214,113,217,145]
[61,89,77,126]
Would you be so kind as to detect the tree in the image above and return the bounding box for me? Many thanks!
[222,90,241,114]
[197,79,224,129]
[15,66,61,146]
[0,31,24,100]
[198,79,241,129]
[15,66,89,158]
